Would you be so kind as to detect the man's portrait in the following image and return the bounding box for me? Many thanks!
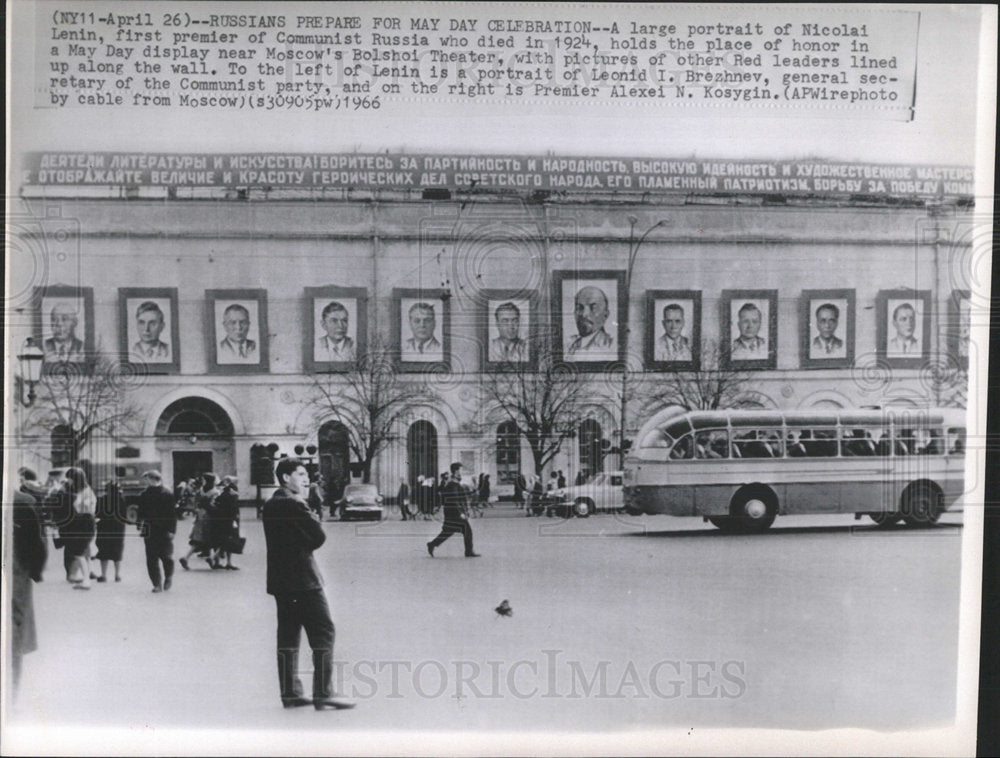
[655,302,692,362]
[315,300,357,362]
[488,299,530,363]
[128,299,171,362]
[876,290,930,366]
[886,300,921,357]
[393,292,450,367]
[553,272,624,364]
[645,290,700,369]
[207,290,269,373]
[731,302,767,360]
[953,291,972,361]
[721,290,777,368]
[41,297,86,363]
[303,286,367,373]
[800,290,854,368]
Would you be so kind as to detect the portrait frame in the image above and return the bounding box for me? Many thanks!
[876,289,931,368]
[118,288,180,374]
[392,288,450,372]
[551,269,626,369]
[720,289,778,370]
[799,289,856,369]
[205,289,269,375]
[947,289,971,366]
[32,284,95,374]
[644,290,701,371]
[303,286,368,373]
[480,289,539,371]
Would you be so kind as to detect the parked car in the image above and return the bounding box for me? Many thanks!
[339,483,384,521]
[551,471,625,517]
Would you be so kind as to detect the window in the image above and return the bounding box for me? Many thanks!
[579,419,603,477]
[947,428,966,456]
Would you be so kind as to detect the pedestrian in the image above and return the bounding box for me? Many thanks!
[307,474,325,519]
[557,470,566,489]
[420,475,435,520]
[513,472,525,507]
[12,486,47,697]
[215,476,242,570]
[397,478,412,521]
[94,480,126,583]
[53,467,97,590]
[575,470,587,486]
[478,473,491,511]
[529,475,545,517]
[262,457,355,710]
[136,470,177,593]
[18,467,47,503]
[426,462,480,558]
[179,473,217,570]
[545,471,560,517]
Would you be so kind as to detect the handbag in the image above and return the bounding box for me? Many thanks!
[222,535,246,554]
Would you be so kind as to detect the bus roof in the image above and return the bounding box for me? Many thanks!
[634,406,967,448]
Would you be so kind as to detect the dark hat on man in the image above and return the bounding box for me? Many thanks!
[450,461,462,474]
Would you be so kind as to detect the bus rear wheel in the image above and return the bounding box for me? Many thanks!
[573,498,593,518]
[729,487,777,533]
[901,483,944,527]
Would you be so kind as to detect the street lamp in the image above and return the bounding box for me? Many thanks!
[16,337,44,407]
[619,216,670,468]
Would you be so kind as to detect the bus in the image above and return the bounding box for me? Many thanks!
[623,406,967,532]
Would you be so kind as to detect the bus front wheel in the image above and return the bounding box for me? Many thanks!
[901,483,944,527]
[729,487,777,532]
[573,498,594,518]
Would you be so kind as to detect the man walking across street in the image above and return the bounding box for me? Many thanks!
[136,471,177,593]
[262,458,354,711]
[427,462,480,558]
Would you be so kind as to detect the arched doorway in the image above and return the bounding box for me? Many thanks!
[579,419,603,479]
[50,424,75,468]
[495,420,520,485]
[155,397,235,489]
[318,420,351,504]
[407,420,438,490]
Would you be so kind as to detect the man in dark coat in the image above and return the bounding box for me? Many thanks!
[426,462,480,558]
[12,488,47,694]
[136,471,177,593]
[262,458,354,711]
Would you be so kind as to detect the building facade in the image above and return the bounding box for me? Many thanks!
[9,154,974,499]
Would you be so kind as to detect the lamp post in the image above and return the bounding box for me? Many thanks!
[16,337,44,407]
[619,216,669,468]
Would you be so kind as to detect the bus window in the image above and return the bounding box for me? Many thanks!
[786,429,808,457]
[908,428,943,455]
[841,428,878,457]
[669,433,696,460]
[734,430,779,459]
[947,428,966,455]
[801,428,838,457]
[639,428,669,449]
[694,430,728,459]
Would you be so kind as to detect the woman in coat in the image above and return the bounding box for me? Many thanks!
[58,467,97,590]
[94,480,127,582]
[213,476,241,570]
[179,473,219,570]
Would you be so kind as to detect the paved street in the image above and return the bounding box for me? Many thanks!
[7,505,964,744]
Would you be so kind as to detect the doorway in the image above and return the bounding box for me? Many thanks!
[318,420,351,503]
[407,420,438,490]
[172,451,214,489]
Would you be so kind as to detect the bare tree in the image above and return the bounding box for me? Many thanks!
[479,349,589,477]
[305,337,431,483]
[29,352,145,464]
[644,340,765,411]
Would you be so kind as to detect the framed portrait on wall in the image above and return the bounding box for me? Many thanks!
[392,289,450,371]
[304,286,367,373]
[644,290,701,370]
[551,269,626,368]
[480,290,537,370]
[118,288,180,373]
[721,289,778,370]
[33,285,95,372]
[799,289,855,369]
[876,289,931,368]
[205,289,269,374]
[947,289,971,366]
